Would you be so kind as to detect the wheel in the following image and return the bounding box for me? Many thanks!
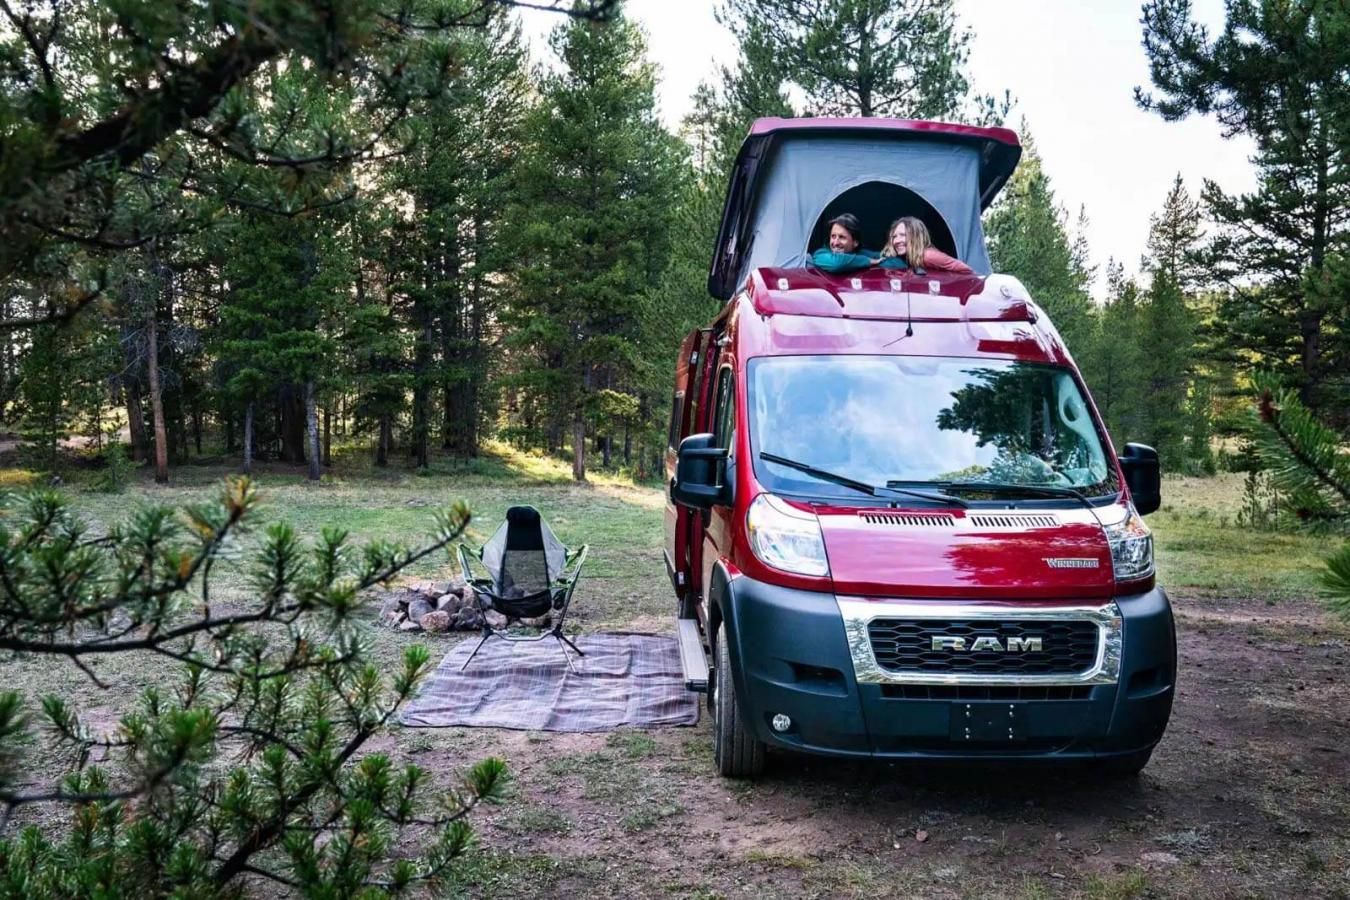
[1100,748,1154,778]
[713,627,766,778]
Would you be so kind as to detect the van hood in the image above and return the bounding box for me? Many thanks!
[811,504,1118,600]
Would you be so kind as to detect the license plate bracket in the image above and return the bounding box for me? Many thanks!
[950,701,1026,743]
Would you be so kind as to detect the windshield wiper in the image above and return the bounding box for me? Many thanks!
[761,453,969,507]
[889,479,1097,509]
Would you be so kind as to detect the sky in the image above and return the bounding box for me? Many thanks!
[517,0,1257,294]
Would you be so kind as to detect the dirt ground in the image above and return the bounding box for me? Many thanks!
[5,468,1347,899]
[395,591,1350,900]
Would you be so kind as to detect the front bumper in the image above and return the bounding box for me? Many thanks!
[719,576,1176,761]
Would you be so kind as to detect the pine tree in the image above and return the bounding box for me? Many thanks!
[341,203,410,468]
[716,0,985,121]
[985,130,1095,352]
[1146,174,1205,290]
[1247,373,1350,618]
[1140,272,1193,467]
[1138,0,1350,414]
[1083,261,1148,451]
[689,16,794,184]
[0,480,497,893]
[214,213,340,476]
[506,8,683,481]
[1139,176,1204,472]
[14,317,115,473]
[379,15,531,464]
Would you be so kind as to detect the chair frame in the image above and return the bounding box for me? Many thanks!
[456,536,589,672]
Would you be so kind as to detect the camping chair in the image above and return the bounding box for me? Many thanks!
[456,506,589,672]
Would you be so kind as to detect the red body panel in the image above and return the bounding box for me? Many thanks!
[811,505,1115,601]
[737,269,1074,368]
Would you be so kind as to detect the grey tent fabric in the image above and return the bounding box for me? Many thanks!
[741,135,990,279]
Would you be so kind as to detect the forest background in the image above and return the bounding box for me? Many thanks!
[5,0,1345,490]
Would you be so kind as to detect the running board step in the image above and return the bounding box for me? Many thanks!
[676,617,709,692]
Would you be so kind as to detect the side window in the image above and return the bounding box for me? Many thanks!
[687,339,712,435]
[667,391,685,450]
[713,368,736,454]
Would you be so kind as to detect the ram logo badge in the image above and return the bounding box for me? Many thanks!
[930,636,1043,652]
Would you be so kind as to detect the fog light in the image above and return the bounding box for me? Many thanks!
[771,713,792,733]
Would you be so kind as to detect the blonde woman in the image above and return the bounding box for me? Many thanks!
[880,216,973,275]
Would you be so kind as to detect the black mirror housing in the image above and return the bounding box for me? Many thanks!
[672,433,728,509]
[1118,443,1161,515]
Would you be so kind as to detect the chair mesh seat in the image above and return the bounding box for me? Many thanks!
[457,506,588,671]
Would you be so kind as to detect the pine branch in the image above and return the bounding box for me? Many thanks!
[1252,373,1350,509]
[1325,544,1350,616]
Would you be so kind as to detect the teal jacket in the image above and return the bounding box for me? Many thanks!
[810,248,908,273]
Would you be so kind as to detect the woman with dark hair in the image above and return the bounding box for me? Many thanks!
[810,213,882,273]
[880,216,973,275]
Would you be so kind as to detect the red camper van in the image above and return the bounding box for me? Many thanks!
[666,118,1175,777]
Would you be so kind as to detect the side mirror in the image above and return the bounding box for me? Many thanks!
[1118,443,1161,515]
[672,433,729,509]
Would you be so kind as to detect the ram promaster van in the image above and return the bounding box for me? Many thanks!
[666,118,1175,778]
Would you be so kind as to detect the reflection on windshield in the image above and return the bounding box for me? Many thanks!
[749,356,1115,499]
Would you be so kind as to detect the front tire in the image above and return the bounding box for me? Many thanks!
[713,628,766,778]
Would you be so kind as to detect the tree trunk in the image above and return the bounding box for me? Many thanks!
[412,318,431,470]
[323,403,332,467]
[224,406,236,454]
[572,410,586,482]
[376,414,391,467]
[305,381,321,481]
[602,434,611,468]
[278,386,307,464]
[191,401,202,455]
[124,377,147,462]
[1298,308,1323,408]
[243,402,254,475]
[145,310,169,484]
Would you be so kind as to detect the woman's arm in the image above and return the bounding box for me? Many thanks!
[921,248,974,274]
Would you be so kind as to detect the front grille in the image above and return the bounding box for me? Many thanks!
[867,618,1100,676]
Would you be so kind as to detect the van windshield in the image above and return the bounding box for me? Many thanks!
[748,356,1118,501]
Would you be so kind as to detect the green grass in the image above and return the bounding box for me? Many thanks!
[1151,474,1342,600]
[442,850,607,899]
[1080,869,1150,900]
[58,441,667,622]
[500,804,574,836]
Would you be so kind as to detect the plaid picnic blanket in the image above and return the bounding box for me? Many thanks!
[399,632,700,731]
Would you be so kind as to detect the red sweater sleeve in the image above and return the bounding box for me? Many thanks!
[922,248,974,274]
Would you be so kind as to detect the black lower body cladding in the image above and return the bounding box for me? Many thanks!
[713,572,1176,762]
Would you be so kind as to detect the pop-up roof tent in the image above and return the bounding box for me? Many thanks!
[707,118,1022,301]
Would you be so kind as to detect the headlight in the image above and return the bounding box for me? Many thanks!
[746,493,829,577]
[1103,505,1153,582]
